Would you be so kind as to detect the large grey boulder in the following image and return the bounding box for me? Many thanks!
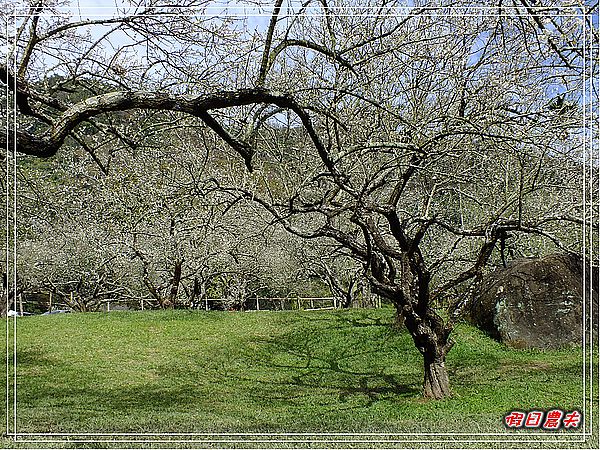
[469,253,598,349]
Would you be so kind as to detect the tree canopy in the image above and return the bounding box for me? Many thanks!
[2,0,598,398]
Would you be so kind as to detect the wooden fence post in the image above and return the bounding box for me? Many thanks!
[49,291,53,312]
[256,295,260,311]
[19,294,23,316]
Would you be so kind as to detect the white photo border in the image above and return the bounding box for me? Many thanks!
[3,2,598,449]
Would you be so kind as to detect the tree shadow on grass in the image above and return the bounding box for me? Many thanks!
[234,314,421,408]
[16,349,58,367]
[335,373,419,405]
[16,313,421,432]
[448,353,583,384]
[288,309,396,332]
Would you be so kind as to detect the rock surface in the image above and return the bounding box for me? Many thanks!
[469,253,598,349]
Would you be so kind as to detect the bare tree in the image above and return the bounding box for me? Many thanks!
[15,112,311,311]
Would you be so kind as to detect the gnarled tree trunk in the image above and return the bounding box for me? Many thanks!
[423,356,451,399]
[397,298,454,399]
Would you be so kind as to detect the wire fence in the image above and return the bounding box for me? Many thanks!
[106,295,382,312]
[196,296,341,311]
[9,293,383,315]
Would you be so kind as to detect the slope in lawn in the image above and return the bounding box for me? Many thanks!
[11,308,584,433]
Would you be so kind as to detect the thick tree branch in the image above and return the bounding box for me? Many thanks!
[1,86,339,175]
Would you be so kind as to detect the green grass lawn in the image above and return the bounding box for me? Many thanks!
[1,308,595,447]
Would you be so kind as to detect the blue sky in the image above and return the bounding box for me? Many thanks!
[71,0,271,42]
